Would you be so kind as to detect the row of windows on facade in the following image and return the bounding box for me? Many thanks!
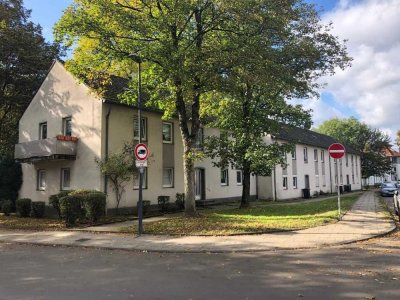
[39,117,72,139]
[282,173,359,191]
[292,147,358,168]
[37,167,243,191]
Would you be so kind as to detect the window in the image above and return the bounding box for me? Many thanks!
[133,168,147,189]
[63,117,72,136]
[221,168,229,186]
[345,155,349,167]
[315,175,319,187]
[283,176,288,189]
[321,150,324,162]
[162,122,173,143]
[293,176,297,189]
[162,168,174,188]
[61,168,71,190]
[304,147,308,163]
[37,170,46,191]
[39,122,47,139]
[291,148,296,160]
[352,174,355,184]
[194,128,204,149]
[314,149,318,161]
[236,170,243,185]
[133,116,147,141]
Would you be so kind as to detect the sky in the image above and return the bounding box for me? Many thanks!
[24,0,400,145]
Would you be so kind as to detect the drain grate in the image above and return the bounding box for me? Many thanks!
[75,238,91,243]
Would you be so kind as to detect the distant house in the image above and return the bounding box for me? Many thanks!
[15,61,362,211]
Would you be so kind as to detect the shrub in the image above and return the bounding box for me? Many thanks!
[16,198,32,217]
[137,200,151,216]
[0,159,22,207]
[49,191,71,219]
[31,201,46,218]
[60,195,82,227]
[1,200,13,216]
[82,192,106,222]
[158,196,170,213]
[175,193,185,210]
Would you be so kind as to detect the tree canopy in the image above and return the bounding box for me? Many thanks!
[55,0,350,213]
[0,0,61,157]
[315,117,392,179]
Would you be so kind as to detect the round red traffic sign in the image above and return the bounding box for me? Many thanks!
[134,143,149,161]
[328,143,346,159]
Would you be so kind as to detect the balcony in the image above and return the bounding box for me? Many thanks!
[15,137,77,163]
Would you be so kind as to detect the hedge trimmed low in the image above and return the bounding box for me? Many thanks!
[82,192,106,222]
[59,195,81,227]
[31,201,46,218]
[49,191,72,219]
[16,198,31,217]
[1,200,12,216]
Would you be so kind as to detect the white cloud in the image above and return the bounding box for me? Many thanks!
[314,0,400,144]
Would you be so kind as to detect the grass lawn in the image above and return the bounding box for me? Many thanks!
[121,193,361,235]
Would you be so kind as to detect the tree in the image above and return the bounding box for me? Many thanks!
[0,157,22,207]
[315,117,392,179]
[0,0,61,157]
[96,151,135,215]
[203,1,350,207]
[396,130,400,149]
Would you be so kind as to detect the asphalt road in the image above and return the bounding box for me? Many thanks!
[0,232,399,300]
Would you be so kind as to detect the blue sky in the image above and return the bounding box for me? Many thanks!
[22,0,400,144]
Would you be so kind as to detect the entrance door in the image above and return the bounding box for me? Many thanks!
[194,168,205,200]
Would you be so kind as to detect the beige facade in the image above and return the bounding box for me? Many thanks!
[16,61,257,208]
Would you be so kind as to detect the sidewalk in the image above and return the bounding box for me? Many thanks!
[0,191,396,253]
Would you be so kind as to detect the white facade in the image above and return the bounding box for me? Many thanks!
[16,61,257,209]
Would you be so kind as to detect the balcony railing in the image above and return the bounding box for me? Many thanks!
[15,137,77,162]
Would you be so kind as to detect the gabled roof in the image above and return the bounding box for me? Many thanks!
[275,126,359,155]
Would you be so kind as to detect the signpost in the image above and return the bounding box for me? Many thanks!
[328,143,346,219]
[134,143,148,235]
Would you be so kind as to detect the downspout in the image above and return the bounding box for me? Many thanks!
[273,167,277,202]
[104,105,112,194]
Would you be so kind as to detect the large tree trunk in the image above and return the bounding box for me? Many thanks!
[183,142,196,216]
[240,163,251,208]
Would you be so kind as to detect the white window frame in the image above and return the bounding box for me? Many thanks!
[315,175,320,188]
[236,170,243,185]
[134,168,148,189]
[293,176,297,189]
[314,149,318,161]
[291,149,296,160]
[162,167,174,188]
[39,122,47,140]
[221,168,229,186]
[195,128,204,149]
[63,116,72,136]
[283,176,288,190]
[321,150,325,162]
[162,122,173,144]
[304,147,308,163]
[61,168,71,190]
[133,117,147,141]
[37,170,46,191]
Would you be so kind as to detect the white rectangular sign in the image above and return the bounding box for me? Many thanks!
[135,160,148,168]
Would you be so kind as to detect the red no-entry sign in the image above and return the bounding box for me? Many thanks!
[134,143,149,161]
[328,143,346,159]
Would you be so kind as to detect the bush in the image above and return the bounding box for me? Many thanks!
[0,159,22,207]
[49,191,71,219]
[31,201,45,218]
[60,195,82,227]
[82,192,106,222]
[1,200,13,216]
[158,196,170,213]
[16,198,32,217]
[137,200,151,216]
[175,193,185,210]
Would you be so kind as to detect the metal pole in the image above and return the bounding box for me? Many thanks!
[137,59,144,235]
[337,158,341,219]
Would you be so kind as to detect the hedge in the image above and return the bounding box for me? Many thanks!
[49,191,72,219]
[16,198,31,217]
[59,195,82,227]
[31,201,45,218]
[1,200,12,216]
[82,192,106,222]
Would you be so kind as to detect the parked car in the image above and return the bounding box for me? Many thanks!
[380,182,398,197]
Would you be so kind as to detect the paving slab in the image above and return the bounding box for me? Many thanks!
[0,191,395,253]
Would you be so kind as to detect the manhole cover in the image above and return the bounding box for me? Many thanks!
[75,238,91,242]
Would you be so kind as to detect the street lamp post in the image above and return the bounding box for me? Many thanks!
[130,54,144,235]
